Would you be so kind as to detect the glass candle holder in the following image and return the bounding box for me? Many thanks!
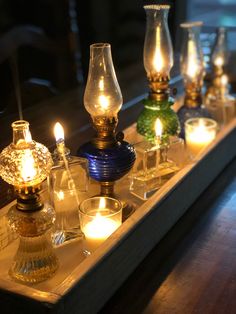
[185,118,218,158]
[79,197,122,256]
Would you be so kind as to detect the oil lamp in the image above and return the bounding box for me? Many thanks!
[0,120,58,283]
[78,43,136,205]
[137,2,180,143]
[50,122,88,246]
[211,27,228,78]
[177,21,210,138]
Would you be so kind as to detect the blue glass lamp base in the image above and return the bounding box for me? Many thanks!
[177,106,211,139]
[77,141,136,183]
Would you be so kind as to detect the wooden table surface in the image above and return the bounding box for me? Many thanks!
[101,157,236,314]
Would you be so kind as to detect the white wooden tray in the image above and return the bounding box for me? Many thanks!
[0,119,236,314]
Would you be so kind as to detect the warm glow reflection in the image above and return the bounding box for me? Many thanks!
[186,39,199,79]
[155,118,163,137]
[21,150,37,182]
[54,122,64,142]
[99,197,106,209]
[56,190,65,201]
[221,74,228,86]
[153,26,164,73]
[99,76,105,91]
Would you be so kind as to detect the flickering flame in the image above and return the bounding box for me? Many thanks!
[214,56,224,67]
[21,150,37,182]
[186,39,199,79]
[153,26,164,73]
[54,122,64,142]
[155,118,163,138]
[99,197,106,209]
[221,74,228,86]
[98,95,109,111]
[99,76,105,91]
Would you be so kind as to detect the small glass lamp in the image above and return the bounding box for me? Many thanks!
[0,120,59,283]
[205,75,235,127]
[137,3,180,143]
[177,21,210,138]
[130,118,179,200]
[50,122,88,246]
[211,27,228,77]
[78,43,136,203]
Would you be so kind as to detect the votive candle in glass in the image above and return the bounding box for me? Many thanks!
[79,197,122,255]
[185,118,217,157]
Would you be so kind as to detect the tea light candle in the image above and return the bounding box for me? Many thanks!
[185,118,217,157]
[79,197,122,255]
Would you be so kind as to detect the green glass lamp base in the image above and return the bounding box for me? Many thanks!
[137,97,180,143]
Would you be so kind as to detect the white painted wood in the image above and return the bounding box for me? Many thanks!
[0,119,236,313]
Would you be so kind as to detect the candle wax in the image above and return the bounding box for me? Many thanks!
[186,125,216,156]
[83,213,120,253]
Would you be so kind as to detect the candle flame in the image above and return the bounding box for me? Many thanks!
[98,95,109,111]
[54,122,64,142]
[21,149,37,182]
[153,26,164,73]
[155,118,163,137]
[99,197,106,209]
[214,56,224,67]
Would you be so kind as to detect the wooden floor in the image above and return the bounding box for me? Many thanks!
[101,157,236,314]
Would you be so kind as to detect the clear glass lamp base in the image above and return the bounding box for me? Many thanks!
[9,234,58,283]
[8,203,59,283]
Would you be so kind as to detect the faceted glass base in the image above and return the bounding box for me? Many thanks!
[9,234,59,283]
[130,168,161,200]
[130,139,182,200]
[158,160,179,184]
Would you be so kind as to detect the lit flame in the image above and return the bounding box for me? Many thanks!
[186,39,199,79]
[99,197,106,209]
[155,118,163,138]
[153,26,164,73]
[99,76,105,91]
[54,122,64,142]
[98,95,109,111]
[214,56,224,67]
[221,74,228,86]
[21,150,37,182]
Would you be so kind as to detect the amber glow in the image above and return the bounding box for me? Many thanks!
[83,213,120,240]
[21,150,37,182]
[214,56,224,67]
[221,74,228,86]
[99,197,106,209]
[186,39,199,79]
[153,26,164,73]
[54,122,64,142]
[98,95,109,111]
